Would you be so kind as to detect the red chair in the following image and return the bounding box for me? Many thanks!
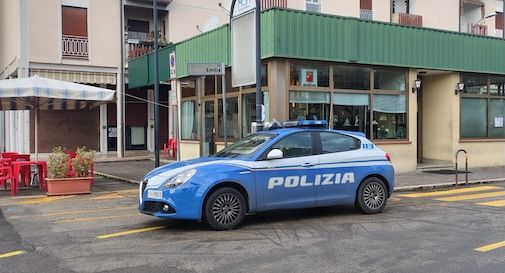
[0,159,14,195]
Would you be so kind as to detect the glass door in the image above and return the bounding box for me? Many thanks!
[201,100,216,156]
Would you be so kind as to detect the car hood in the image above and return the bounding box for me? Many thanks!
[144,157,231,187]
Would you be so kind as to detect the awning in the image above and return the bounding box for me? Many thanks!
[30,69,116,85]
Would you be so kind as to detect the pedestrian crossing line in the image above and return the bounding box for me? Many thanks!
[397,186,501,198]
[476,200,505,207]
[475,240,505,253]
[96,226,165,239]
[0,250,25,259]
[434,191,505,202]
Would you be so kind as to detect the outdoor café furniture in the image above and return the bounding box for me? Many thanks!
[10,161,48,195]
[0,165,14,195]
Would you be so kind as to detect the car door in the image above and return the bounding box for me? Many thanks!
[316,132,363,206]
[254,131,319,210]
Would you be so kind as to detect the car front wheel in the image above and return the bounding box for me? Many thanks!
[204,187,246,231]
[356,177,388,214]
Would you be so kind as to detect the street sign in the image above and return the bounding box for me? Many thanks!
[231,0,257,87]
[233,0,255,17]
[169,51,176,79]
[187,63,225,76]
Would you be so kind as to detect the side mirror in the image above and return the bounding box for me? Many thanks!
[266,149,283,160]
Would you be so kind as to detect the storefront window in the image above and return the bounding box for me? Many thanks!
[372,94,407,139]
[181,80,196,98]
[332,93,370,138]
[204,76,216,96]
[488,99,505,137]
[181,100,199,140]
[333,65,370,90]
[218,97,239,139]
[242,92,269,137]
[374,68,406,91]
[289,91,330,121]
[490,76,505,96]
[290,64,329,87]
[461,98,487,138]
[462,74,488,95]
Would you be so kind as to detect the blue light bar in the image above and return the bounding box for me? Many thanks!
[297,120,328,127]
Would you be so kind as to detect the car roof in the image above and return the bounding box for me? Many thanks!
[258,127,367,139]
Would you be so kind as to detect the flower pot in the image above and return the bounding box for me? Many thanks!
[45,177,92,196]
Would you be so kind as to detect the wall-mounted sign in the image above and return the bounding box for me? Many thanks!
[495,117,504,128]
[169,51,176,79]
[187,63,225,76]
[300,68,318,87]
[233,0,255,17]
[170,80,177,106]
[108,127,117,138]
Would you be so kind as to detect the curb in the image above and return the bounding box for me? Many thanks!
[393,178,505,192]
[94,171,139,185]
[96,171,505,192]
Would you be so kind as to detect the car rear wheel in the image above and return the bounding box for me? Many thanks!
[204,187,246,231]
[356,177,388,214]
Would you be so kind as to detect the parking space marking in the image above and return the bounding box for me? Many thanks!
[0,250,25,259]
[475,240,505,253]
[397,186,500,198]
[8,206,137,219]
[89,189,138,200]
[476,200,505,207]
[96,226,165,239]
[16,195,74,205]
[55,213,142,223]
[435,191,505,202]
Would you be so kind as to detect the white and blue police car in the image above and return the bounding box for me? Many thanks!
[139,120,394,230]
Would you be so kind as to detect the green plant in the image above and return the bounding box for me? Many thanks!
[47,147,70,179]
[72,146,96,177]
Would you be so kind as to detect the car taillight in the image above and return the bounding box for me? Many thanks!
[385,153,391,162]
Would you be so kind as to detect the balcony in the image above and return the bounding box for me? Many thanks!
[393,12,423,27]
[126,31,168,60]
[261,0,287,10]
[62,35,89,59]
[360,9,373,20]
[469,23,488,35]
[127,43,153,60]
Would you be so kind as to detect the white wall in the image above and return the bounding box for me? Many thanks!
[0,0,20,79]
[410,0,460,31]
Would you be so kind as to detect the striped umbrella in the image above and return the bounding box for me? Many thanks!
[0,75,116,159]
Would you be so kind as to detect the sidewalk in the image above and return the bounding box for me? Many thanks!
[95,159,505,191]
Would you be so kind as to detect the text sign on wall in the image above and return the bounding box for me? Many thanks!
[233,0,255,17]
[187,63,225,76]
[169,51,176,79]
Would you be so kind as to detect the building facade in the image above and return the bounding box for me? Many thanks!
[129,0,505,173]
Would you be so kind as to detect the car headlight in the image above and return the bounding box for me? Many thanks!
[162,169,196,188]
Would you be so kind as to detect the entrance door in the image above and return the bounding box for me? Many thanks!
[417,77,423,163]
[201,100,216,156]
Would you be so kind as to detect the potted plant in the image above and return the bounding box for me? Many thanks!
[45,146,95,196]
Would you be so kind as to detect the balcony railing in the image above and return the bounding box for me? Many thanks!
[127,43,153,60]
[469,23,488,35]
[62,35,89,59]
[306,2,321,13]
[127,31,150,43]
[360,9,373,20]
[261,0,287,10]
[397,13,423,27]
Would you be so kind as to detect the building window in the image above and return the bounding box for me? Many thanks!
[374,68,406,91]
[460,74,505,139]
[332,93,370,137]
[333,65,370,90]
[289,91,330,121]
[218,97,240,139]
[392,0,409,14]
[61,6,88,59]
[181,101,199,140]
[305,0,321,13]
[360,0,373,20]
[242,92,269,137]
[373,94,407,139]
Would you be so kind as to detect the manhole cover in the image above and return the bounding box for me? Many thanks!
[423,169,473,175]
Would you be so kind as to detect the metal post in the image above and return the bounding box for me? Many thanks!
[117,0,125,158]
[222,63,227,147]
[153,0,160,167]
[255,0,263,131]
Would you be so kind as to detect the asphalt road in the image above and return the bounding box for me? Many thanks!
[0,178,504,273]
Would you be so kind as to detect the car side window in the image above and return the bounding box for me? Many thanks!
[270,132,313,158]
[320,132,361,154]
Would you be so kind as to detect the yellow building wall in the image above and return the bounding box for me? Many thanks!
[180,141,200,160]
[422,73,458,161]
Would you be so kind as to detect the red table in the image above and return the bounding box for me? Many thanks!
[11,161,48,195]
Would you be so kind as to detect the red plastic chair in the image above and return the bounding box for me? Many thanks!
[0,158,14,194]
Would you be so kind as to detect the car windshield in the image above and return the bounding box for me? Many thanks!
[214,133,277,158]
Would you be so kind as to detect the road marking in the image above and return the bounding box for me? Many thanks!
[475,241,505,253]
[16,196,74,205]
[435,191,505,202]
[476,200,505,207]
[397,186,500,198]
[0,250,25,259]
[55,214,142,223]
[8,206,137,219]
[90,189,138,200]
[96,226,165,239]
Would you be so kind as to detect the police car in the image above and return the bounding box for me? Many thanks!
[139,120,394,230]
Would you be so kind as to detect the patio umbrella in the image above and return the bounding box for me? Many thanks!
[0,75,115,159]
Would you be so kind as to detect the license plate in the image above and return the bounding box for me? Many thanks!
[147,190,163,199]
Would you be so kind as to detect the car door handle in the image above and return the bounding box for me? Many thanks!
[301,162,315,167]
